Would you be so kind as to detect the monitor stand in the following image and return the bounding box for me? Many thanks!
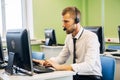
[5,52,15,75]
[5,52,33,76]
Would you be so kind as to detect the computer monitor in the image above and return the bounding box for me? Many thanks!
[118,26,120,43]
[84,26,105,54]
[0,34,4,63]
[44,29,57,46]
[6,29,33,75]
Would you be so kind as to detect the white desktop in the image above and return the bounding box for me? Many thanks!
[1,45,120,80]
[0,45,75,80]
[0,70,75,80]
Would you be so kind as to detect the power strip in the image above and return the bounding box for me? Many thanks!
[105,38,119,43]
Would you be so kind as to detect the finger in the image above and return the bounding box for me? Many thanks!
[43,60,52,67]
[32,59,39,63]
[47,60,59,69]
[44,60,50,64]
[32,59,45,65]
[33,59,42,63]
[45,63,52,67]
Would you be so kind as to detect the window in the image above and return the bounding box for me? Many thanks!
[0,0,2,36]
[5,0,22,30]
[0,0,33,38]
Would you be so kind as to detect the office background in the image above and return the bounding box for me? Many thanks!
[32,1,120,80]
[32,0,120,44]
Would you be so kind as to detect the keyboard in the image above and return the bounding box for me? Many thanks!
[33,63,54,73]
[111,53,120,57]
[105,49,117,52]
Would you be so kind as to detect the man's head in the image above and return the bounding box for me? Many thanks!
[62,7,81,35]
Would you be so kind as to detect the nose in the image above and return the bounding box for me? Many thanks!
[62,23,65,27]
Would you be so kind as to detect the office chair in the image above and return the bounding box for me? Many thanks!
[100,56,116,80]
[32,52,45,60]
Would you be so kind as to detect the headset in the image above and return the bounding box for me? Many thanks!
[74,7,80,24]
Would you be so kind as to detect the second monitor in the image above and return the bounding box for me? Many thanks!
[84,26,105,54]
[118,26,120,43]
[44,29,57,46]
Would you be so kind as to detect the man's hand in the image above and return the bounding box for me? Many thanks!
[32,59,52,67]
[33,59,73,71]
[32,59,45,65]
[43,60,52,67]
[47,60,73,71]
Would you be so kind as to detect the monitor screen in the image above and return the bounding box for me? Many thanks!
[0,34,4,63]
[118,26,120,43]
[44,29,57,46]
[84,26,105,54]
[6,29,33,75]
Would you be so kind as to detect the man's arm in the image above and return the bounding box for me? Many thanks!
[47,60,73,71]
[33,59,73,71]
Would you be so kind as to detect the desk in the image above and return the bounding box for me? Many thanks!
[41,45,120,80]
[104,51,120,80]
[0,70,75,80]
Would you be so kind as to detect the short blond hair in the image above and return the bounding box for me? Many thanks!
[62,6,81,19]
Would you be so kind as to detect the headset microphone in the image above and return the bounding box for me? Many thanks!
[63,27,67,31]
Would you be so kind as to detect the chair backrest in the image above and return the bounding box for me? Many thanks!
[100,56,116,80]
[32,52,45,60]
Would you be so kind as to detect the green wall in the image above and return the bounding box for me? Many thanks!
[31,44,41,52]
[33,0,120,44]
[86,0,102,26]
[104,0,120,37]
[33,0,84,44]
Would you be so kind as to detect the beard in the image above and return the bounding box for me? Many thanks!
[66,24,75,34]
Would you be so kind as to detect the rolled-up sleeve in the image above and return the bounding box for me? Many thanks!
[50,37,70,64]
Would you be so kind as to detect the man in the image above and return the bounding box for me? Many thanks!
[33,6,102,80]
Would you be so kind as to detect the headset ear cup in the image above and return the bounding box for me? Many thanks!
[75,17,79,24]
[74,7,80,24]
